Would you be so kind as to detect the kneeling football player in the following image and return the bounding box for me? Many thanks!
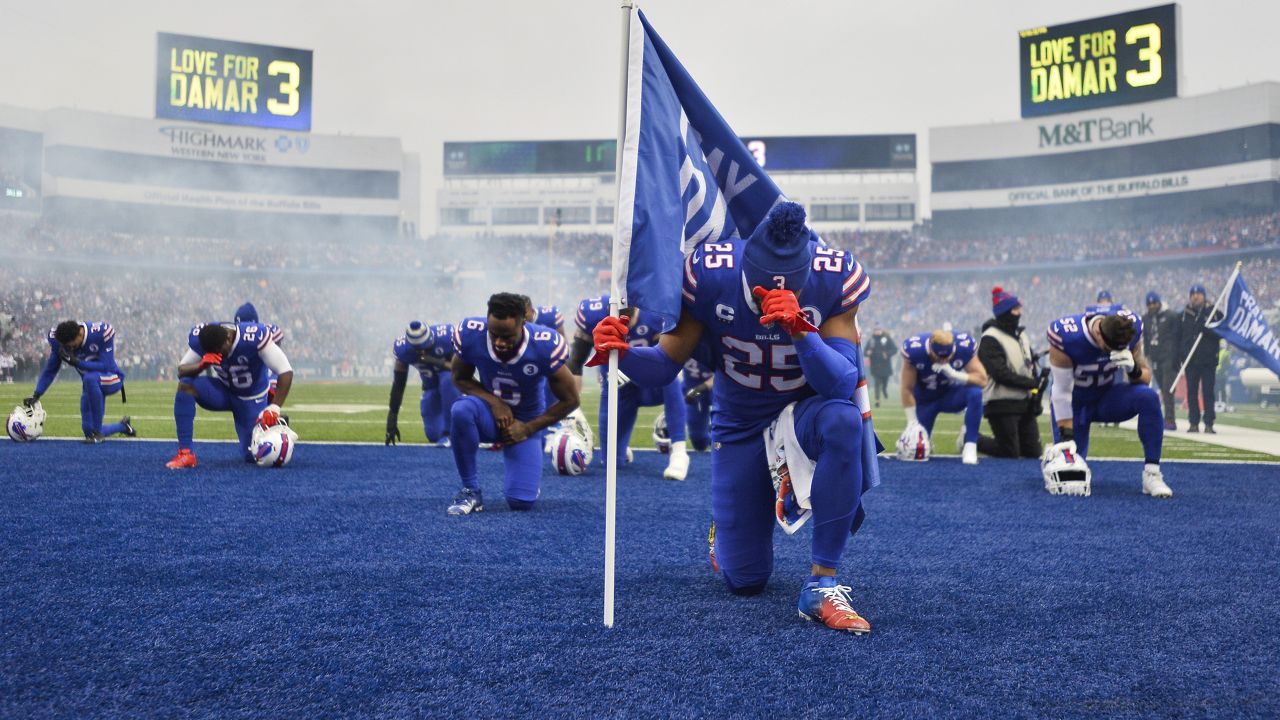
[900,329,988,464]
[446,293,579,515]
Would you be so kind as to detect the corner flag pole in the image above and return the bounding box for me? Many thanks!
[1168,261,1240,394]
[604,0,634,629]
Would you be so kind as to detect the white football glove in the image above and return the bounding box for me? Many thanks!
[934,363,969,383]
[1109,349,1135,373]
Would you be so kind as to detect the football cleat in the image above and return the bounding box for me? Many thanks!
[798,578,871,634]
[663,447,689,481]
[120,416,137,438]
[707,521,719,573]
[626,447,634,464]
[1142,466,1173,498]
[961,442,978,465]
[83,432,104,445]
[165,449,197,469]
[447,488,484,516]
[438,436,452,449]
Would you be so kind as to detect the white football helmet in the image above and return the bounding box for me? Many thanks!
[567,407,594,450]
[1041,441,1091,496]
[652,412,672,454]
[7,402,47,442]
[895,423,931,461]
[251,421,299,468]
[549,430,592,475]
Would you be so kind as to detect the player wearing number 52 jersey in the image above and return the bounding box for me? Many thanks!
[590,202,879,633]
[165,321,294,469]
[446,293,580,516]
[1046,309,1171,497]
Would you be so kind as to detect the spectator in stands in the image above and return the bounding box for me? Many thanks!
[1142,291,1180,430]
[1178,283,1221,433]
[863,325,896,408]
[974,287,1044,459]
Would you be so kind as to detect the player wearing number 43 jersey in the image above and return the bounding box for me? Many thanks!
[447,293,580,515]
[1046,308,1171,498]
[166,321,294,468]
[591,202,880,634]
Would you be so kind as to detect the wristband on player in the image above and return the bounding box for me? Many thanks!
[904,405,918,425]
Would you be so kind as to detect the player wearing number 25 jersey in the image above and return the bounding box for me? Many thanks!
[447,293,579,515]
[590,202,880,633]
[1046,308,1171,497]
[166,321,294,469]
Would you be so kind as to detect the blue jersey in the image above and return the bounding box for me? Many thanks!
[576,295,666,383]
[902,332,977,401]
[453,317,568,421]
[534,306,563,331]
[682,240,871,441]
[393,323,455,380]
[35,321,122,395]
[1047,309,1143,392]
[187,322,283,399]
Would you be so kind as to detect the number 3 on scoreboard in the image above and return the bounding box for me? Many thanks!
[1125,23,1162,88]
[266,60,301,117]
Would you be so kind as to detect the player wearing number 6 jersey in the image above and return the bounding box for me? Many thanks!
[165,321,294,468]
[1046,308,1171,497]
[590,202,879,633]
[447,293,580,515]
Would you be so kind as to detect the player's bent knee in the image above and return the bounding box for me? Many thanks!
[506,497,536,511]
[451,396,481,423]
[815,400,862,447]
[722,572,768,596]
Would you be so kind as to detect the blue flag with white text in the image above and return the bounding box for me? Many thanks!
[613,9,784,328]
[1207,271,1280,376]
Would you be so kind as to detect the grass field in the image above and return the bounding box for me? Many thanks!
[4,378,1276,462]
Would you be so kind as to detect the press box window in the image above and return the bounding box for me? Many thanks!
[810,203,860,222]
[865,203,915,221]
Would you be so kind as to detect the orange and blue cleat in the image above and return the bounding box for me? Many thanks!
[798,577,871,634]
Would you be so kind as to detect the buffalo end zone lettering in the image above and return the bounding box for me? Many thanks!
[1019,5,1178,118]
[156,33,312,131]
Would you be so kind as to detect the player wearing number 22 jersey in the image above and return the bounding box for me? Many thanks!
[446,293,580,515]
[589,202,880,633]
[1046,308,1170,497]
[166,321,294,468]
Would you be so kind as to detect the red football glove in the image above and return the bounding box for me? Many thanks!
[586,315,631,368]
[198,352,223,370]
[753,286,819,336]
[258,404,282,429]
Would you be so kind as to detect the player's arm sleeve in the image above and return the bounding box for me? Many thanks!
[33,347,61,396]
[617,345,683,386]
[179,348,201,366]
[567,335,592,376]
[794,332,859,399]
[978,335,1037,390]
[258,340,293,375]
[388,366,408,414]
[76,331,114,373]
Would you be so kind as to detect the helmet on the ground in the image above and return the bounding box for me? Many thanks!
[1041,441,1091,496]
[653,412,671,454]
[251,421,299,468]
[7,402,46,442]
[895,423,930,461]
[549,430,591,475]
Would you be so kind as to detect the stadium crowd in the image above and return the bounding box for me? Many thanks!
[2,212,1277,382]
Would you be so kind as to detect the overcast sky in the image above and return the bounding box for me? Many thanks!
[2,0,1277,223]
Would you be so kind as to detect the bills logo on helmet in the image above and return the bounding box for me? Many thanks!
[251,422,299,468]
[7,403,47,443]
[895,424,931,461]
[550,430,592,475]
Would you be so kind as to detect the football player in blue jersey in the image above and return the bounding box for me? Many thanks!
[385,320,458,446]
[1046,308,1171,497]
[590,202,878,633]
[165,320,294,468]
[233,302,281,403]
[446,293,580,515]
[569,294,691,480]
[521,296,589,447]
[900,329,988,464]
[25,320,135,443]
[682,358,714,452]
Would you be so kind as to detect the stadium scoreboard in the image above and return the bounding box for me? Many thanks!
[443,136,915,175]
[1019,4,1179,118]
[156,32,313,131]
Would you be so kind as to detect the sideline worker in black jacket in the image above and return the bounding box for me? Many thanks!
[975,287,1046,458]
[1178,283,1221,433]
[1142,291,1180,430]
[864,326,897,408]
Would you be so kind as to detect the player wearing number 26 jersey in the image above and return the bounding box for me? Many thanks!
[1046,308,1170,497]
[166,321,294,469]
[589,202,880,633]
[447,293,580,515]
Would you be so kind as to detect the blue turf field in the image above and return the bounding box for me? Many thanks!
[2,440,1277,718]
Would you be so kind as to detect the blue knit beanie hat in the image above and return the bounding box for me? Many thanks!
[742,202,811,294]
